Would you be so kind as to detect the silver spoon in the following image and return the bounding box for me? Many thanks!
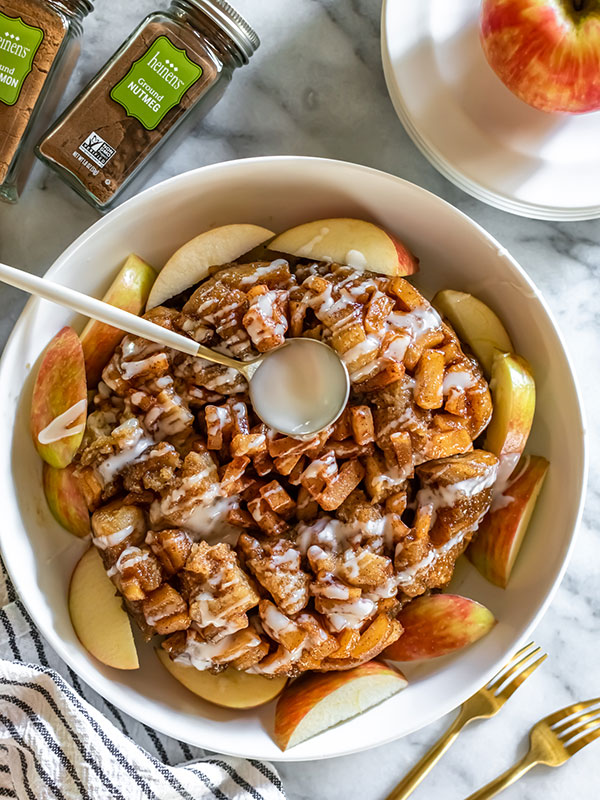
[0,262,350,436]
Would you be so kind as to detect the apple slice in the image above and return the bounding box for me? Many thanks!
[432,290,513,377]
[80,254,156,386]
[268,218,419,276]
[273,661,407,750]
[383,595,496,662]
[156,648,287,709]
[69,547,138,670]
[147,224,275,310]
[43,463,90,538]
[469,455,549,588]
[484,352,535,459]
[30,326,87,469]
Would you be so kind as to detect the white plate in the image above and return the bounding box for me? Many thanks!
[0,157,587,760]
[382,0,600,221]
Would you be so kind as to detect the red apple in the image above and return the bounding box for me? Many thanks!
[480,0,600,114]
[383,595,496,661]
[80,253,156,387]
[30,326,87,468]
[43,463,90,538]
[484,352,536,459]
[274,661,407,750]
[469,455,549,587]
[268,218,419,276]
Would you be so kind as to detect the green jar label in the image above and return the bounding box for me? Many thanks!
[0,12,44,106]
[110,35,203,131]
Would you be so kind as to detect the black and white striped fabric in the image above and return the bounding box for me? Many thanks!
[0,557,286,800]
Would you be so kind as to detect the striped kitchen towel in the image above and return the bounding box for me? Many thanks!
[0,558,286,800]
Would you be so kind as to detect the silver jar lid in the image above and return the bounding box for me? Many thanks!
[189,0,260,63]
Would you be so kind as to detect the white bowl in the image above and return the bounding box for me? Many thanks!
[0,156,586,761]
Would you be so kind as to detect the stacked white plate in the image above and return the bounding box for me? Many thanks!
[382,0,600,220]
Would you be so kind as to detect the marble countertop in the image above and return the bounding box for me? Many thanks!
[0,1,598,798]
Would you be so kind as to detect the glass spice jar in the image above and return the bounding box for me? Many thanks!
[36,0,259,212]
[0,0,93,203]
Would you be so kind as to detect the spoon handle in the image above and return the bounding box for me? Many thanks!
[0,261,200,357]
[194,342,256,376]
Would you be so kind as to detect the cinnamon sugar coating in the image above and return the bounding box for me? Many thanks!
[75,259,497,676]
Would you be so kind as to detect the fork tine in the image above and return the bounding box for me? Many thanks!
[510,641,538,661]
[562,719,600,745]
[553,707,600,737]
[543,698,600,727]
[494,654,547,701]
[565,724,600,756]
[487,645,544,693]
[484,642,538,690]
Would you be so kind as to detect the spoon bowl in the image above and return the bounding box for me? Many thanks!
[247,338,350,437]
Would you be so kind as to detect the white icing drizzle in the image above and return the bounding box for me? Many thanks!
[106,546,147,578]
[189,590,246,637]
[310,577,351,600]
[442,371,476,395]
[249,612,328,675]
[37,399,87,445]
[396,527,474,587]
[300,452,337,481]
[245,290,287,345]
[416,463,499,515]
[490,453,528,511]
[370,462,412,489]
[239,260,289,286]
[97,430,155,486]
[120,353,166,380]
[296,228,330,258]
[92,525,134,550]
[383,335,410,362]
[262,604,300,640]
[270,548,301,567]
[342,335,380,368]
[175,630,261,671]
[345,249,367,269]
[327,597,376,632]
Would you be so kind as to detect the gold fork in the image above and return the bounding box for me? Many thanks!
[385,642,547,800]
[465,696,600,799]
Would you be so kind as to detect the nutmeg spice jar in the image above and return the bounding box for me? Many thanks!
[36,0,259,212]
[0,0,93,203]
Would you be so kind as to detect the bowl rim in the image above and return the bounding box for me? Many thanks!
[380,0,600,222]
[0,155,588,761]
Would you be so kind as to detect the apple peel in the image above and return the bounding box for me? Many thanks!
[484,351,535,458]
[268,217,419,277]
[80,253,156,386]
[273,660,407,750]
[383,594,496,662]
[43,463,90,538]
[469,455,549,588]
[30,326,87,469]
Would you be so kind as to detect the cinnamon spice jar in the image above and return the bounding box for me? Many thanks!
[0,0,93,203]
[36,0,259,212]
